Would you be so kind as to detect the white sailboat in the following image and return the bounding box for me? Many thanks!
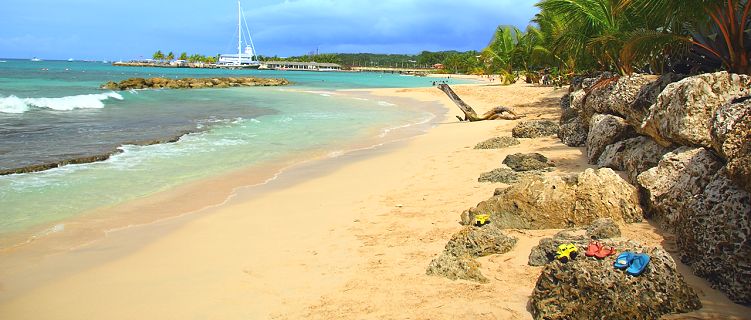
[30,57,41,62]
[217,0,260,68]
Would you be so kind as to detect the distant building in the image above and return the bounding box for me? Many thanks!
[433,63,444,69]
[259,61,342,71]
[170,60,187,66]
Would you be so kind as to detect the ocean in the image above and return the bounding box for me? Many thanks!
[0,59,472,246]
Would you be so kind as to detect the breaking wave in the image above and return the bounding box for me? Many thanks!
[0,92,124,114]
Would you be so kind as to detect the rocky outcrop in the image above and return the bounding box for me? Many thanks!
[586,114,633,163]
[711,97,751,192]
[674,168,751,304]
[512,120,559,138]
[530,244,702,320]
[641,71,750,147]
[597,136,674,184]
[637,146,751,304]
[637,147,724,229]
[101,76,290,90]
[427,226,517,283]
[502,153,554,172]
[462,168,643,229]
[473,136,520,149]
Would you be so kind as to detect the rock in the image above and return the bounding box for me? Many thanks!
[586,218,622,239]
[711,97,751,192]
[586,114,633,163]
[528,230,590,266]
[464,168,643,229]
[675,168,751,304]
[478,167,544,184]
[444,226,518,258]
[582,74,653,122]
[101,76,290,90]
[473,136,520,149]
[502,153,554,172]
[426,253,488,283]
[427,226,517,283]
[637,147,724,230]
[558,90,589,147]
[641,71,751,147]
[512,120,559,138]
[597,136,674,184]
[629,73,686,125]
[530,244,702,320]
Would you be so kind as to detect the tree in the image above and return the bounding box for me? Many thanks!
[152,50,164,60]
[179,52,188,60]
[166,51,175,61]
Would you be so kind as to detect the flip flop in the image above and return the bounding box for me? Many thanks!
[613,251,634,269]
[594,246,616,259]
[585,241,601,257]
[626,253,650,276]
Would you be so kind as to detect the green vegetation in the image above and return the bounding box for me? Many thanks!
[150,50,217,63]
[489,0,750,83]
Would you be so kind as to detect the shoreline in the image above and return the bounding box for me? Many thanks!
[0,82,748,319]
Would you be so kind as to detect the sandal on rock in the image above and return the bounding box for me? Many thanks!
[594,246,616,259]
[585,241,601,257]
[626,253,650,276]
[613,251,634,269]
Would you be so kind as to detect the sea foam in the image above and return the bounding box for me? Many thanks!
[0,92,124,114]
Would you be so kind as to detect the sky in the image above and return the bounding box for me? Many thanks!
[0,0,539,60]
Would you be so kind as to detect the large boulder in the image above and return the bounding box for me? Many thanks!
[530,244,702,320]
[586,217,622,239]
[582,74,653,121]
[711,97,751,192]
[597,136,674,184]
[463,168,643,229]
[641,71,750,147]
[586,114,633,163]
[675,168,751,304]
[502,153,554,172]
[628,73,686,125]
[637,147,724,229]
[512,120,559,138]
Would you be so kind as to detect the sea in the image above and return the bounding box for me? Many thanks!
[0,59,472,247]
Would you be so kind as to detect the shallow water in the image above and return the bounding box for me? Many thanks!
[0,59,471,240]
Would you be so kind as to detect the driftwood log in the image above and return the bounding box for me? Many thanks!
[437,84,523,121]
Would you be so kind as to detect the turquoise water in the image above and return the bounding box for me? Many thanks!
[0,59,473,239]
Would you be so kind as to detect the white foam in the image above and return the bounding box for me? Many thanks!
[377,101,396,107]
[0,92,124,114]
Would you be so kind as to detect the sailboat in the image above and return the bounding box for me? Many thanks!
[217,0,260,68]
[31,57,41,62]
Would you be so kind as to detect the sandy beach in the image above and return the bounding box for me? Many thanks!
[1,82,749,319]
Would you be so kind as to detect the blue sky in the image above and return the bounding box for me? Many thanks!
[0,0,539,60]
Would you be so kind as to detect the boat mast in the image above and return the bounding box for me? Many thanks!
[237,0,242,65]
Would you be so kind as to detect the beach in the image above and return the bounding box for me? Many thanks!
[1,81,749,319]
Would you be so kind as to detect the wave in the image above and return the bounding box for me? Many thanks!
[0,92,124,114]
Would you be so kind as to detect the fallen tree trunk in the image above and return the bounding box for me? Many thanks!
[437,84,523,121]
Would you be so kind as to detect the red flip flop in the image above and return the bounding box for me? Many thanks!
[585,241,601,257]
[594,246,616,259]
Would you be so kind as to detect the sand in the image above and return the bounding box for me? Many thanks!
[0,82,749,319]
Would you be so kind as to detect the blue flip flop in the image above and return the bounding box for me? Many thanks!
[626,253,650,276]
[613,251,634,269]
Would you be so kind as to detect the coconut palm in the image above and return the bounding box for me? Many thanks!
[482,26,521,84]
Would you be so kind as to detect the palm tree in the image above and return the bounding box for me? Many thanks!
[166,52,175,61]
[483,26,521,84]
[152,50,164,61]
[179,52,188,60]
